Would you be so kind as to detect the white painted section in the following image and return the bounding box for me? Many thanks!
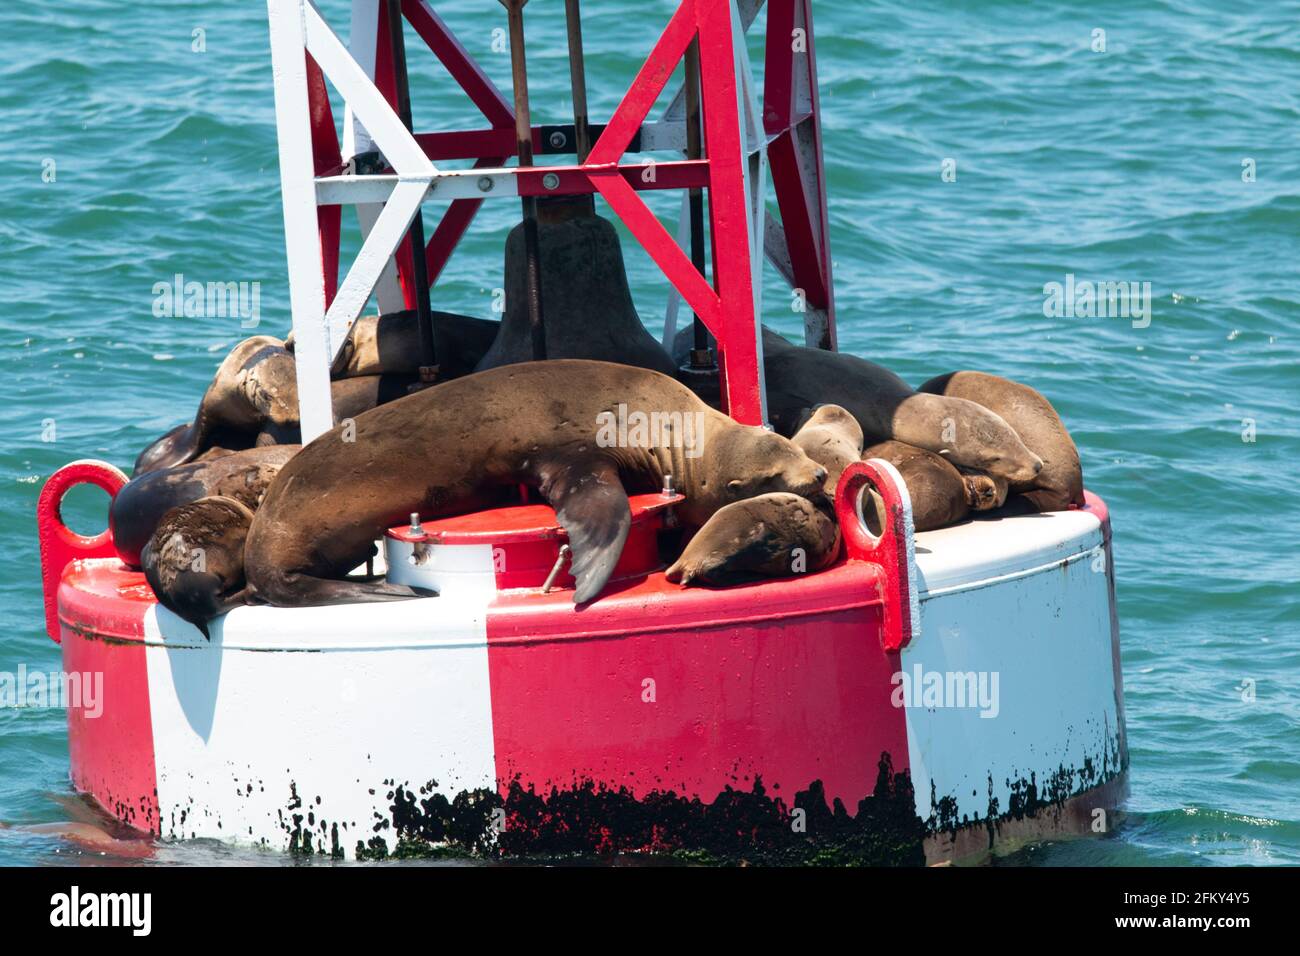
[345,0,405,317]
[144,594,497,858]
[323,178,428,341]
[303,2,434,179]
[384,538,500,602]
[317,169,517,205]
[915,509,1103,595]
[342,0,380,160]
[301,1,435,356]
[267,0,335,442]
[901,509,1119,828]
[354,202,407,316]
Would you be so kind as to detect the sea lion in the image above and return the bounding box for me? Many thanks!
[132,335,414,475]
[662,407,855,586]
[671,327,1044,485]
[476,214,679,376]
[286,310,501,381]
[142,495,257,638]
[132,336,296,474]
[917,370,1084,512]
[241,360,827,616]
[862,440,1005,532]
[665,493,839,586]
[789,404,864,494]
[111,445,299,569]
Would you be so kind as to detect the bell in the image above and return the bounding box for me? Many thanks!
[475,199,678,377]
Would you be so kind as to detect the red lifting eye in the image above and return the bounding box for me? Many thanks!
[37,460,129,643]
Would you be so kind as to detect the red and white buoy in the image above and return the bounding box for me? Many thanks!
[38,0,1126,863]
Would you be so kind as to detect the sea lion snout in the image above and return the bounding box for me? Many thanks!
[1007,453,1044,484]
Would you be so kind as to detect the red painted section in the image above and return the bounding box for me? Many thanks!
[37,460,128,643]
[370,1,515,306]
[402,0,514,128]
[485,562,908,809]
[58,561,159,835]
[387,493,683,591]
[1081,488,1109,527]
[764,0,835,347]
[838,461,916,651]
[585,0,765,422]
[306,53,341,311]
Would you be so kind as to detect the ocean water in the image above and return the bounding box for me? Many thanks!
[1,0,1297,866]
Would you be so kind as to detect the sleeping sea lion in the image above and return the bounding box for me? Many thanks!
[670,327,1044,485]
[142,495,258,639]
[111,445,299,569]
[133,333,414,475]
[663,404,854,587]
[789,403,864,494]
[862,440,1005,532]
[761,330,1043,484]
[664,493,839,586]
[132,336,294,474]
[240,360,828,617]
[917,370,1084,512]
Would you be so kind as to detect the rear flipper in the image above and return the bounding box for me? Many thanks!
[537,455,631,604]
[133,422,203,475]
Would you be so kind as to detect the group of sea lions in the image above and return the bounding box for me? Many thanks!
[115,305,1083,636]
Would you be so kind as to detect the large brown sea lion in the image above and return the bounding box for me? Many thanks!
[665,493,839,586]
[111,445,299,569]
[862,440,1005,532]
[240,360,827,616]
[663,404,857,587]
[142,495,258,638]
[917,370,1084,512]
[672,327,1044,484]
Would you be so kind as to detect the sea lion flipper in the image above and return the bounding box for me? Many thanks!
[538,456,631,604]
[132,422,204,476]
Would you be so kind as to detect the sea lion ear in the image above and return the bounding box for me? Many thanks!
[538,456,632,605]
[727,478,744,494]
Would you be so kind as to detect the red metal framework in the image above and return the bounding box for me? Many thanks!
[304,0,837,426]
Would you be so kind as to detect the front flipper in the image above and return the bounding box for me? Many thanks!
[537,456,631,604]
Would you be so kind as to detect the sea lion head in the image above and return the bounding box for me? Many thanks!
[939,397,1043,484]
[142,495,255,638]
[961,471,1010,511]
[792,404,865,494]
[715,426,829,507]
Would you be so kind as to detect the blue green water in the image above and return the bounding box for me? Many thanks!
[1,0,1297,865]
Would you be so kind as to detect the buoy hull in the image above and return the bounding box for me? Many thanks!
[54,493,1125,863]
